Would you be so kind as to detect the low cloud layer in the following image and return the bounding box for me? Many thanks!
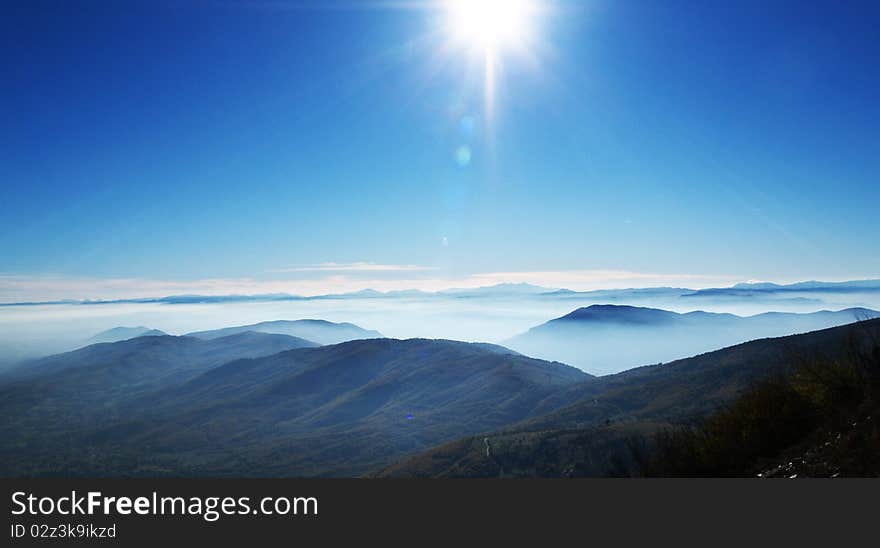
[270,262,439,273]
[0,269,742,303]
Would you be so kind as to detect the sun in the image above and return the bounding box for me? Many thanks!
[437,0,547,120]
[445,0,537,55]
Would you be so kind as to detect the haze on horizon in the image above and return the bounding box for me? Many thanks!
[2,279,879,372]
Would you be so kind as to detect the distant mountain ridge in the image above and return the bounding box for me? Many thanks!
[3,278,879,307]
[552,305,694,325]
[506,304,879,374]
[86,326,167,344]
[686,279,880,297]
[733,280,880,290]
[185,319,381,345]
[438,283,555,297]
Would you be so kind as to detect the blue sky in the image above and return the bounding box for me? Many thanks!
[2,0,879,299]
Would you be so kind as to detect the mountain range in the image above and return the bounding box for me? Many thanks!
[505,305,879,374]
[0,318,381,373]
[185,319,382,345]
[4,279,878,307]
[382,318,880,477]
[0,336,586,476]
[2,312,878,477]
[86,326,168,345]
[1,331,319,401]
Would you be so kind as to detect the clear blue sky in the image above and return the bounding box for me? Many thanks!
[2,0,879,297]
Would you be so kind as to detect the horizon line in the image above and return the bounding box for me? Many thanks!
[2,277,880,308]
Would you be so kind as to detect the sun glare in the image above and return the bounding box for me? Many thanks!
[442,0,542,118]
[446,0,536,55]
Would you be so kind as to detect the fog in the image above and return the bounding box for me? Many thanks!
[0,297,571,363]
[504,309,879,376]
[2,288,879,372]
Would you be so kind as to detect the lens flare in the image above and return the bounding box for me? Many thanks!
[455,146,472,167]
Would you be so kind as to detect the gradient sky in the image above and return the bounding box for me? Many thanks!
[2,0,879,299]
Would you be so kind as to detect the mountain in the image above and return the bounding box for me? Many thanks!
[0,331,323,476]
[642,333,880,478]
[686,279,880,298]
[5,317,878,478]
[439,283,556,297]
[0,338,588,477]
[0,326,168,370]
[505,304,879,374]
[383,289,434,298]
[380,319,880,478]
[537,287,691,300]
[3,331,319,390]
[86,326,167,344]
[185,319,381,345]
[4,278,880,309]
[731,282,785,290]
